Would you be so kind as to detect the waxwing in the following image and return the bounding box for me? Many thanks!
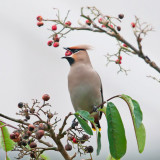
[62,45,103,131]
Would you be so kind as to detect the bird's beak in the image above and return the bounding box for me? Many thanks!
[63,47,69,50]
[61,56,67,59]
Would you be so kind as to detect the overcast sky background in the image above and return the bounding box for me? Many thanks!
[0,0,160,160]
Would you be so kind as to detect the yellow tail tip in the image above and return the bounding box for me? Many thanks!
[92,128,96,131]
[99,128,101,132]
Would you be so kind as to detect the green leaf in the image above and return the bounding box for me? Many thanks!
[96,130,101,155]
[40,154,50,160]
[120,95,145,153]
[132,99,143,128]
[106,154,120,160]
[106,102,127,159]
[75,110,94,123]
[135,123,146,153]
[75,115,93,135]
[0,122,15,152]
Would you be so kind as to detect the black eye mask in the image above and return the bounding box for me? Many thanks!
[66,49,85,54]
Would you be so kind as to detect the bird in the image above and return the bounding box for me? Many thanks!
[62,44,103,131]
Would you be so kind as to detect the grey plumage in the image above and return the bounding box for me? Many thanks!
[63,45,103,129]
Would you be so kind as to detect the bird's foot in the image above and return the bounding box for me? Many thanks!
[92,106,98,112]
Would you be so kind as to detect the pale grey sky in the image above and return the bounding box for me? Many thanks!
[0,0,160,160]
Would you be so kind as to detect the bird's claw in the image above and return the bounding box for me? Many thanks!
[71,118,78,129]
[92,106,98,112]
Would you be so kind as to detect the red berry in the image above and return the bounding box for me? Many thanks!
[98,17,103,24]
[119,56,122,60]
[37,21,44,27]
[37,16,43,21]
[102,24,106,28]
[52,25,57,31]
[53,42,59,47]
[118,14,124,19]
[29,142,37,148]
[42,94,50,101]
[86,19,91,25]
[65,21,71,26]
[108,24,113,28]
[28,124,35,132]
[115,59,121,64]
[131,22,136,28]
[36,130,44,139]
[47,40,53,46]
[53,35,60,42]
[65,50,72,56]
[123,43,128,47]
[73,138,78,143]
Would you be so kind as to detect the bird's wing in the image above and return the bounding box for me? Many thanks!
[95,71,104,119]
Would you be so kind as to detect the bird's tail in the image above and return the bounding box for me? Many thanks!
[91,121,101,132]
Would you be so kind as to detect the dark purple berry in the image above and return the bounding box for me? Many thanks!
[18,102,23,108]
[65,143,72,151]
[118,14,124,19]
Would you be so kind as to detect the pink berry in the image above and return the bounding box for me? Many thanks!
[102,24,106,28]
[123,43,127,47]
[65,21,71,26]
[65,50,72,56]
[86,19,91,25]
[47,40,53,46]
[98,17,103,24]
[115,59,121,64]
[53,42,59,47]
[52,25,57,31]
[119,56,122,60]
[37,21,44,27]
[131,22,136,28]
[37,16,43,21]
[109,24,113,28]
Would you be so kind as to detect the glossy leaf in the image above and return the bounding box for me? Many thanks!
[120,95,145,153]
[0,122,15,152]
[97,130,101,155]
[75,115,93,135]
[106,102,127,159]
[135,123,146,153]
[76,110,94,123]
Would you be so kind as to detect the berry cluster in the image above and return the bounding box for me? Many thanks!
[36,16,72,48]
[65,133,93,154]
[115,56,122,64]
[9,94,60,159]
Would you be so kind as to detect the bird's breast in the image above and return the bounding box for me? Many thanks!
[68,64,102,112]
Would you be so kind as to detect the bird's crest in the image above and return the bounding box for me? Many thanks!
[69,44,93,50]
